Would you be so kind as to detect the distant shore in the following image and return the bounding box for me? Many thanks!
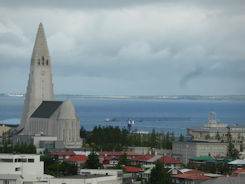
[1,93,245,101]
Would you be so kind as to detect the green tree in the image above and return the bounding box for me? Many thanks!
[215,132,221,140]
[149,162,171,184]
[227,130,232,142]
[179,134,184,141]
[150,129,157,148]
[240,143,244,152]
[227,141,239,159]
[84,151,101,169]
[118,153,130,167]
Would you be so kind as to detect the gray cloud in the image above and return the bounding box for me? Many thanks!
[180,67,204,88]
[0,1,245,95]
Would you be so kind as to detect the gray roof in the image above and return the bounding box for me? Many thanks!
[31,101,63,118]
[200,176,245,184]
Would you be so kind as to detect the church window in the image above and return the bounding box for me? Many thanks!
[46,60,48,65]
[42,56,45,65]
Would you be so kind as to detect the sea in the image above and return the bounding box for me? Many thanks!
[1,95,245,135]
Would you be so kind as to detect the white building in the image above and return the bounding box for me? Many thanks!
[0,154,53,184]
[172,141,230,164]
[0,154,123,184]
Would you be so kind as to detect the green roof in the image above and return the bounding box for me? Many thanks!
[189,156,216,163]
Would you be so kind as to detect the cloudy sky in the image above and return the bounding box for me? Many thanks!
[0,0,245,96]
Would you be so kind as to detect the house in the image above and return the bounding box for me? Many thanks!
[65,155,87,171]
[50,151,76,161]
[228,159,245,171]
[156,155,183,170]
[130,154,182,170]
[171,169,212,184]
[130,154,155,166]
[98,151,140,159]
[99,156,119,167]
[172,173,212,184]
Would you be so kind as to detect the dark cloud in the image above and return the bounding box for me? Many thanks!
[0,0,245,95]
[180,67,204,88]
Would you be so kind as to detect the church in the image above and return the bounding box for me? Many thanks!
[16,23,82,148]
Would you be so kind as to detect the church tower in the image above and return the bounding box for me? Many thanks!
[19,23,54,134]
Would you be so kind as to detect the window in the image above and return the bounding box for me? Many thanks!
[21,158,27,162]
[15,167,20,171]
[42,56,45,65]
[3,180,9,184]
[28,159,34,163]
[46,60,48,65]
[38,59,40,65]
[0,159,13,162]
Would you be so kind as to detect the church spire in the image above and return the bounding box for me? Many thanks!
[19,23,54,133]
[31,23,50,62]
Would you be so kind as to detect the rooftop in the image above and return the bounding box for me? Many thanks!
[31,101,63,118]
[189,156,216,163]
[50,151,75,156]
[123,166,141,173]
[65,155,87,162]
[155,156,182,164]
[172,173,212,180]
[98,151,140,156]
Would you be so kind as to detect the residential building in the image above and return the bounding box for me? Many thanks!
[171,169,212,184]
[228,159,245,171]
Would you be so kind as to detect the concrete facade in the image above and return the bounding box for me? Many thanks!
[17,23,82,148]
[0,154,123,184]
[19,23,54,133]
[0,154,53,184]
[172,141,230,164]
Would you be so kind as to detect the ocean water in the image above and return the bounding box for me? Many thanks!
[1,96,245,134]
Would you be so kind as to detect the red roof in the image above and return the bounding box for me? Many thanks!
[233,169,245,174]
[213,156,228,159]
[172,173,212,180]
[50,151,75,156]
[184,169,207,175]
[155,156,182,164]
[130,155,155,162]
[98,151,140,156]
[65,155,87,162]
[123,166,141,173]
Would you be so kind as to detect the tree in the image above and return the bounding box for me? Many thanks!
[215,131,221,140]
[118,153,130,167]
[240,143,244,152]
[179,134,184,142]
[227,130,232,142]
[205,134,210,140]
[84,151,101,169]
[227,141,239,159]
[149,162,171,184]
